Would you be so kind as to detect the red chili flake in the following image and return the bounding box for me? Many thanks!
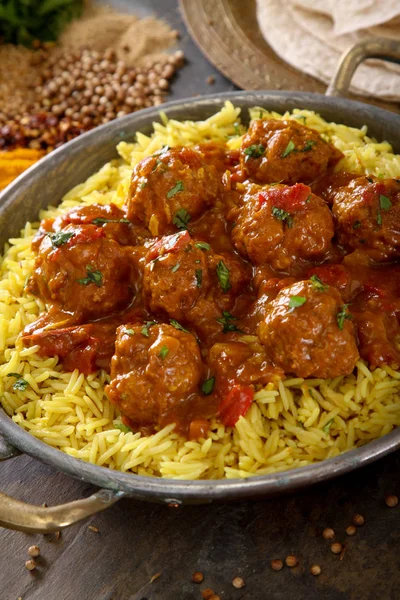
[259,182,311,212]
[219,384,254,427]
[147,230,191,261]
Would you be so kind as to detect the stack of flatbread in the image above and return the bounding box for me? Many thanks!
[256,0,400,100]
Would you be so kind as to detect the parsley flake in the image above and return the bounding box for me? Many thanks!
[173,208,191,230]
[289,296,307,309]
[301,140,316,152]
[159,345,169,360]
[195,242,211,251]
[77,266,103,287]
[376,210,382,226]
[336,304,352,330]
[244,144,265,161]
[216,260,231,292]
[171,263,180,273]
[141,321,156,337]
[216,311,242,333]
[202,376,215,395]
[281,139,295,158]
[47,231,75,248]
[167,180,185,199]
[195,269,202,288]
[323,418,334,434]
[7,373,29,391]
[91,218,130,225]
[125,328,135,336]
[115,423,131,433]
[271,206,293,227]
[170,319,189,333]
[353,220,361,229]
[379,194,392,211]
[310,275,327,291]
[366,176,374,183]
[140,181,147,189]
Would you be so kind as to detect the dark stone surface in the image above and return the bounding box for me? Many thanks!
[1,2,399,599]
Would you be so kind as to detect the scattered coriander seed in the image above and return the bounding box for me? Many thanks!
[25,559,36,571]
[232,576,245,589]
[352,514,365,526]
[331,542,343,554]
[385,494,399,508]
[285,555,298,568]
[28,545,40,558]
[322,527,335,539]
[310,565,321,576]
[192,571,204,583]
[346,525,357,536]
[271,559,284,571]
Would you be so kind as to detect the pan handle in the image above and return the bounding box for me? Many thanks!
[0,488,125,533]
[326,38,400,97]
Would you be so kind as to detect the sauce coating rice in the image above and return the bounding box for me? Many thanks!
[1,102,400,479]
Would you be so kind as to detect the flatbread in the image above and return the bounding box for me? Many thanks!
[256,0,400,101]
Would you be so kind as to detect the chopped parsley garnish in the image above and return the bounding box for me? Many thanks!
[271,206,293,227]
[170,319,190,333]
[305,194,311,203]
[47,231,75,248]
[195,269,202,288]
[77,265,103,287]
[216,260,231,292]
[379,194,392,211]
[140,181,147,189]
[125,328,135,336]
[7,373,29,391]
[353,220,361,229]
[141,321,156,337]
[173,208,191,230]
[243,144,265,161]
[366,176,374,183]
[167,180,185,199]
[281,139,295,158]
[310,275,327,291]
[234,122,241,135]
[323,418,334,434]
[151,159,163,173]
[158,345,169,360]
[301,140,316,152]
[195,242,211,251]
[289,296,307,309]
[155,145,170,155]
[216,311,242,333]
[336,304,352,330]
[376,210,382,226]
[115,423,131,433]
[91,218,130,225]
[171,263,180,273]
[202,376,215,395]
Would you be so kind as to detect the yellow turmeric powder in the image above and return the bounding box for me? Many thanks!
[0,148,44,191]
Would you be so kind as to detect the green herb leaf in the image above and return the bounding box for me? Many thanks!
[167,180,185,199]
[336,304,352,330]
[158,345,169,360]
[140,181,147,189]
[77,265,103,287]
[13,378,29,391]
[125,328,135,336]
[155,145,170,155]
[91,218,130,225]
[289,296,307,309]
[202,376,215,395]
[379,195,392,211]
[301,140,316,152]
[323,418,334,434]
[271,206,293,227]
[216,260,231,292]
[171,263,180,273]
[243,144,265,161]
[216,311,242,333]
[7,373,22,378]
[170,319,189,333]
[376,209,382,226]
[195,242,211,251]
[310,275,327,292]
[173,208,191,230]
[141,321,156,337]
[47,231,75,248]
[115,423,131,433]
[353,220,361,229]
[195,269,203,288]
[366,176,374,183]
[281,139,295,158]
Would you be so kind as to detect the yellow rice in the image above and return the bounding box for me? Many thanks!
[1,101,400,480]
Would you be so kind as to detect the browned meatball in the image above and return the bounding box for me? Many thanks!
[240,119,342,185]
[125,146,222,236]
[231,183,334,270]
[28,224,135,320]
[257,280,359,378]
[332,176,400,262]
[106,323,204,428]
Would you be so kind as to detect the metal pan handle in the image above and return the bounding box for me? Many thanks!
[326,38,400,98]
[0,433,124,533]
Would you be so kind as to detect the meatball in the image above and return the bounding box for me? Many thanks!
[240,119,342,185]
[257,280,359,378]
[106,323,204,428]
[231,183,334,270]
[332,176,400,262]
[125,146,222,236]
[28,224,135,320]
